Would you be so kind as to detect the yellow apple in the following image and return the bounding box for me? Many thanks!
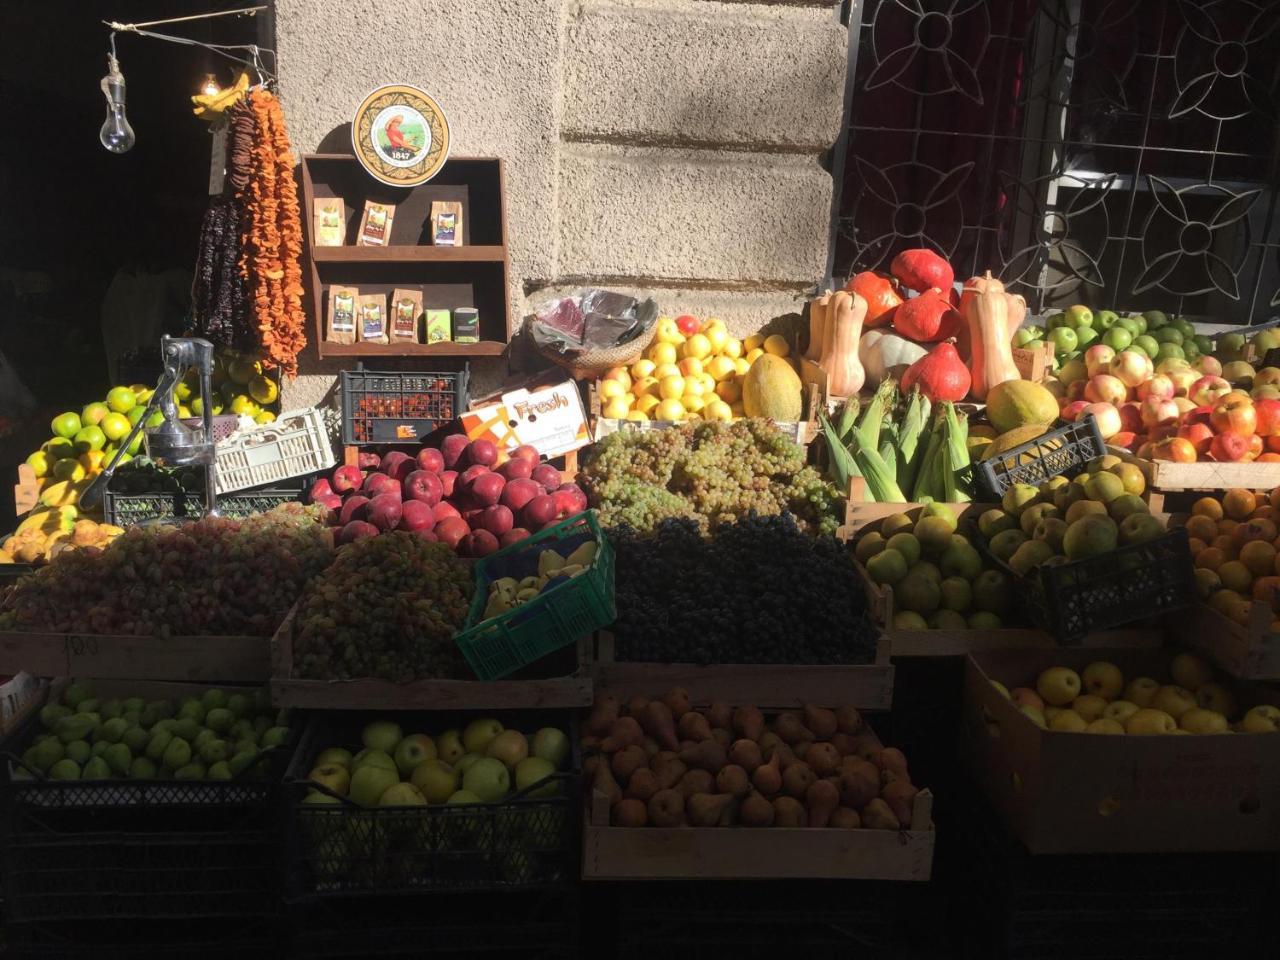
[309,764,350,796]
[1020,705,1047,729]
[1170,652,1214,691]
[1196,682,1237,719]
[1241,704,1280,733]
[598,379,627,401]
[652,362,681,381]
[1179,707,1228,734]
[1103,700,1140,724]
[1043,706,1062,724]
[1123,677,1159,707]
[1049,709,1087,733]
[1082,661,1124,700]
[601,367,631,391]
[649,341,678,366]
[630,358,656,379]
[677,357,704,378]
[1071,694,1109,723]
[655,318,684,345]
[1036,667,1082,707]
[1084,718,1125,735]
[1010,687,1044,711]
[1125,708,1177,735]
[658,375,686,401]
[1150,685,1197,720]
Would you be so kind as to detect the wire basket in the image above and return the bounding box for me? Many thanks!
[103,480,304,528]
[283,712,579,901]
[340,367,469,446]
[214,408,336,495]
[455,511,615,681]
[974,415,1107,500]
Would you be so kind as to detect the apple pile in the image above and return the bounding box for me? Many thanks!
[305,717,570,809]
[1180,487,1280,629]
[1051,347,1280,463]
[307,438,588,557]
[997,652,1278,735]
[586,689,920,830]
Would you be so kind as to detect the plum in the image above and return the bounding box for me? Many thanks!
[338,520,379,545]
[497,458,533,481]
[521,494,558,530]
[500,478,541,513]
[339,495,371,526]
[313,493,342,524]
[556,482,588,514]
[434,516,471,550]
[479,504,514,537]
[467,439,498,467]
[440,470,458,498]
[433,500,461,523]
[363,472,400,499]
[380,450,412,478]
[398,499,435,532]
[415,447,445,474]
[531,464,562,490]
[367,494,403,532]
[331,465,363,494]
[357,451,381,471]
[403,470,443,507]
[307,477,334,503]
[440,434,470,469]
[499,528,532,548]
[510,444,540,467]
[460,529,499,558]
[471,472,506,507]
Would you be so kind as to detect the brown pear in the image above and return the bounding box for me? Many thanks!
[677,711,713,743]
[711,728,732,749]
[835,705,863,735]
[805,742,840,777]
[803,704,838,740]
[677,768,714,799]
[805,778,839,828]
[861,797,900,830]
[772,795,805,827]
[829,806,860,829]
[740,791,775,827]
[715,764,750,798]
[647,788,685,827]
[878,747,909,778]
[625,767,659,802]
[640,700,679,751]
[751,750,783,796]
[678,739,727,773]
[706,701,732,730]
[592,762,622,806]
[662,687,691,719]
[728,739,763,773]
[781,761,816,799]
[881,780,918,826]
[626,695,650,718]
[687,792,735,828]
[837,761,879,810]
[649,751,686,790]
[732,705,765,741]
[601,716,644,753]
[773,712,813,745]
[610,745,648,785]
[611,798,647,827]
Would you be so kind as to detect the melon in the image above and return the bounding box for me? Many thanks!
[986,380,1059,433]
[981,425,1061,461]
[742,354,803,421]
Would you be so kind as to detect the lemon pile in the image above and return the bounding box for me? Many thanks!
[598,316,792,422]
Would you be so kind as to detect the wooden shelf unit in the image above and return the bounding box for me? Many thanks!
[299,154,512,360]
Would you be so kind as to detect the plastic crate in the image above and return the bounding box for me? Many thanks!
[975,415,1107,500]
[103,479,304,527]
[982,527,1195,643]
[340,366,469,445]
[283,711,579,901]
[455,511,614,681]
[6,917,281,960]
[0,700,292,923]
[214,407,336,494]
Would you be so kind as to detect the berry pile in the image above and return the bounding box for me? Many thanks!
[0,506,331,636]
[579,420,840,535]
[608,513,879,664]
[292,533,474,682]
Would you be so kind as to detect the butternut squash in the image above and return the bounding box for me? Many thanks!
[819,291,867,398]
[964,272,1019,401]
[804,292,832,363]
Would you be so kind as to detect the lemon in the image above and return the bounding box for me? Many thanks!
[682,394,706,414]
[722,338,743,359]
[602,397,631,419]
[763,334,791,357]
[704,399,733,421]
[706,327,728,353]
[625,410,649,422]
[715,379,742,404]
[636,394,661,415]
[649,342,678,366]
[706,356,736,382]
[52,459,86,482]
[227,357,262,385]
[631,358,656,379]
[599,379,627,401]
[652,363,681,381]
[656,399,686,421]
[25,451,50,478]
[682,334,712,361]
[79,450,106,474]
[743,334,765,353]
[229,396,259,416]
[658,375,686,401]
[677,357,703,378]
[178,405,193,419]
[745,348,764,364]
[254,411,276,424]
[249,375,278,405]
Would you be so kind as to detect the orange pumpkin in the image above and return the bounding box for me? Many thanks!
[844,271,902,329]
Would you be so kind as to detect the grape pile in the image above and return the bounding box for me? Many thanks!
[579,419,840,535]
[0,507,331,636]
[608,513,879,664]
[292,533,474,682]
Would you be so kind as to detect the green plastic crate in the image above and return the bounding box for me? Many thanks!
[455,510,614,680]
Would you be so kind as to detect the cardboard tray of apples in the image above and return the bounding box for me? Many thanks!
[961,646,1280,854]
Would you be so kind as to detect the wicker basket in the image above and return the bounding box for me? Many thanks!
[533,328,653,377]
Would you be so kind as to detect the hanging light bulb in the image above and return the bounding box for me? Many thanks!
[99,51,135,154]
[200,73,221,98]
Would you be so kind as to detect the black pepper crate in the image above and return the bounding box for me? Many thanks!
[975,415,1107,500]
[340,365,469,445]
[283,709,579,902]
[0,685,291,925]
[102,478,305,527]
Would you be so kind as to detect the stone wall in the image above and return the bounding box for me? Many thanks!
[274,0,848,409]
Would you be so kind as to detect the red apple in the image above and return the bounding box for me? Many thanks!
[331,465,363,494]
[1081,402,1121,439]
[1140,396,1179,429]
[398,499,435,532]
[1166,368,1199,397]
[521,494,558,530]
[1172,396,1197,416]
[338,520,379,545]
[499,528,532,548]
[531,464,562,490]
[675,314,701,337]
[1184,405,1214,427]
[1210,396,1257,438]
[307,477,335,503]
[460,529,500,558]
[459,464,491,491]
[1109,350,1154,389]
[498,458,534,481]
[403,470,443,507]
[552,489,578,518]
[501,478,542,513]
[1136,375,1175,401]
[433,501,461,523]
[434,516,471,550]
[380,451,412,480]
[1255,398,1280,437]
[1209,432,1248,462]
[1117,401,1143,434]
[1177,421,1214,456]
[1067,380,1088,402]
[1084,374,1127,406]
[1152,436,1197,463]
[1189,375,1232,407]
[440,434,470,469]
[479,504,514,537]
[440,470,458,498]
[411,527,438,542]
[363,472,400,499]
[471,472,506,507]
[1061,400,1090,422]
[415,447,445,474]
[357,451,381,471]
[1084,344,1116,378]
[510,444,541,467]
[339,495,371,525]
[313,493,342,524]
[1194,355,1224,377]
[556,483,588,514]
[467,439,499,468]
[367,494,403,532]
[1246,433,1264,460]
[1111,431,1139,450]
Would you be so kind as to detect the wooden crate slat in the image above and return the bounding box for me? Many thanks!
[0,631,269,681]
[13,463,39,516]
[1109,445,1280,492]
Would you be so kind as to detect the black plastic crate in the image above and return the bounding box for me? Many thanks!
[283,709,578,901]
[981,526,1195,643]
[975,415,1107,500]
[6,918,282,960]
[102,479,304,527]
[340,366,469,446]
[0,702,292,923]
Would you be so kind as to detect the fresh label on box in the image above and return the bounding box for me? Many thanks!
[461,381,590,459]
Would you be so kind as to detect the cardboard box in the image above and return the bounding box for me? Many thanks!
[460,380,591,460]
[961,646,1280,853]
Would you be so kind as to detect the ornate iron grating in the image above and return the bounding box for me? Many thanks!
[832,0,1280,324]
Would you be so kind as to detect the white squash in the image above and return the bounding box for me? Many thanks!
[859,329,927,386]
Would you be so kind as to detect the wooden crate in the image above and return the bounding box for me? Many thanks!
[269,603,593,709]
[1110,445,1280,493]
[1012,341,1054,382]
[13,464,38,516]
[590,632,894,710]
[0,629,270,681]
[1172,599,1280,681]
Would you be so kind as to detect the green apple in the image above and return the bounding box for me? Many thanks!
[1116,316,1141,338]
[1074,326,1100,349]
[531,727,570,769]
[1132,334,1159,358]
[454,753,485,776]
[315,747,353,770]
[1094,310,1119,330]
[1012,327,1040,348]
[1141,309,1167,330]
[1102,327,1132,351]
[1045,312,1066,329]
[410,759,458,803]
[1156,343,1184,363]
[1193,334,1213,355]
[361,720,402,754]
[393,734,437,776]
[462,718,504,755]
[485,730,529,770]
[226,694,251,719]
[378,782,427,806]
[1153,326,1183,345]
[462,757,510,803]
[205,708,233,733]
[1048,327,1078,354]
[436,729,465,764]
[1064,305,1093,328]
[447,790,482,805]
[514,757,557,798]
[349,763,400,806]
[260,725,290,748]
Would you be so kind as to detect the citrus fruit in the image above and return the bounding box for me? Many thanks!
[254,411,276,425]
[43,438,74,460]
[763,334,791,357]
[100,412,131,442]
[73,425,106,454]
[227,357,262,385]
[175,379,194,402]
[52,459,86,482]
[248,375,277,406]
[229,396,259,416]
[81,402,110,426]
[106,386,137,414]
[25,451,50,478]
[79,450,106,474]
[51,412,82,439]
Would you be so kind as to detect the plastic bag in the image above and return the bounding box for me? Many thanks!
[530,288,659,357]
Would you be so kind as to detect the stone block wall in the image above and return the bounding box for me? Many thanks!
[274,0,848,409]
